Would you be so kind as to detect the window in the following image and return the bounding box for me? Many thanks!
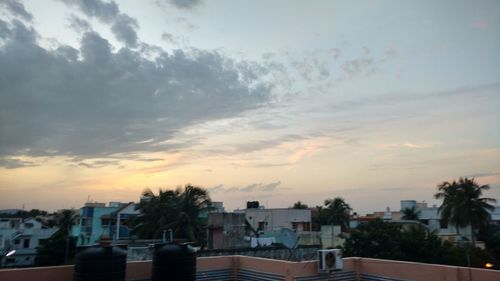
[258,221,265,231]
[304,222,311,231]
[14,239,20,245]
[292,222,298,230]
[440,220,448,229]
[23,239,30,248]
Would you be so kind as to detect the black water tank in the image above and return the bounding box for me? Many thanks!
[74,245,127,281]
[152,243,196,281]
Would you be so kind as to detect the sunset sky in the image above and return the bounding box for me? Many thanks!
[0,0,499,214]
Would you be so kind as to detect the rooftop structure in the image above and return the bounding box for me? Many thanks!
[0,218,57,267]
[0,255,498,281]
[71,202,139,246]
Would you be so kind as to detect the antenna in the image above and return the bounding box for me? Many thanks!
[279,228,299,260]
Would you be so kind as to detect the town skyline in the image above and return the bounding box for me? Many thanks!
[0,0,499,214]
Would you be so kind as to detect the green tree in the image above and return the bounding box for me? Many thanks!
[434,177,496,243]
[323,197,352,232]
[36,209,78,266]
[401,206,420,220]
[343,219,493,267]
[174,185,212,245]
[134,188,179,239]
[134,184,212,246]
[291,201,308,209]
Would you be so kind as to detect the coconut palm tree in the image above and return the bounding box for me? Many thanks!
[55,209,78,236]
[134,188,179,239]
[324,197,352,232]
[401,206,420,220]
[134,185,211,245]
[174,184,212,244]
[434,177,496,244]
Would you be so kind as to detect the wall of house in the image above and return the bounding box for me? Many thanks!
[245,209,311,232]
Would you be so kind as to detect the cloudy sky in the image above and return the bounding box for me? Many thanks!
[0,0,499,214]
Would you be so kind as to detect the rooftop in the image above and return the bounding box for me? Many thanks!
[1,255,499,281]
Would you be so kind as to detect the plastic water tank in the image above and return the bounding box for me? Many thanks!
[152,243,196,281]
[74,245,127,281]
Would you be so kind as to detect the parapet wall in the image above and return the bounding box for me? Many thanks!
[1,256,499,281]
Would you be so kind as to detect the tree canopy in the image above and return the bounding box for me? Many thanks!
[133,184,212,246]
[401,206,420,220]
[343,219,494,268]
[291,201,308,209]
[36,209,78,266]
[434,177,496,241]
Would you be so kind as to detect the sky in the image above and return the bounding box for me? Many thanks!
[0,0,499,214]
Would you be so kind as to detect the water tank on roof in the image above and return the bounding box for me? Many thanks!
[74,245,127,281]
[246,201,260,209]
[152,243,196,281]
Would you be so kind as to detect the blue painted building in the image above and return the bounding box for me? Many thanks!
[72,202,139,246]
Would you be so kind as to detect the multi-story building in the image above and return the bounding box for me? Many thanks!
[72,202,139,246]
[240,207,312,233]
[400,200,473,241]
[0,218,57,267]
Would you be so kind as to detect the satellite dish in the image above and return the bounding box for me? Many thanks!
[279,228,299,261]
[279,228,299,249]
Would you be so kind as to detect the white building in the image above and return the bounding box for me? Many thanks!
[241,208,312,233]
[0,218,57,267]
[400,200,474,241]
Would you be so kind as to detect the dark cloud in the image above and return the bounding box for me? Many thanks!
[161,32,177,44]
[111,14,138,47]
[165,0,203,10]
[61,0,119,22]
[0,0,33,22]
[67,14,91,32]
[260,181,281,191]
[0,15,271,166]
[60,0,139,47]
[0,157,37,169]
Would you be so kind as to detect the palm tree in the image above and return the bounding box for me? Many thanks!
[401,206,420,220]
[36,209,78,266]
[134,184,212,245]
[134,188,179,239]
[55,209,78,236]
[174,184,212,244]
[324,197,352,232]
[434,177,496,244]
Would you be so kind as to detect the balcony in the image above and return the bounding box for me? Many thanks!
[1,255,499,281]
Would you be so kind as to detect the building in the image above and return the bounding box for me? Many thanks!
[0,218,57,267]
[207,212,248,249]
[400,200,473,241]
[241,207,312,233]
[72,202,139,246]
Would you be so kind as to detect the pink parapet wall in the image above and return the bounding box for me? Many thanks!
[352,257,500,281]
[0,256,499,281]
